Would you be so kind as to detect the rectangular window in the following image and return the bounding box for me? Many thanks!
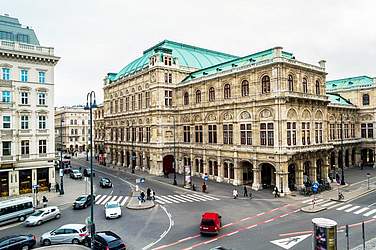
[361,124,367,138]
[39,140,47,154]
[2,68,10,80]
[21,92,28,105]
[38,92,46,105]
[115,100,118,113]
[168,73,172,83]
[38,71,45,83]
[20,115,29,129]
[138,93,142,110]
[21,140,29,155]
[2,141,11,156]
[260,123,266,146]
[240,123,252,145]
[146,127,151,143]
[164,90,172,107]
[195,125,203,143]
[260,123,274,146]
[3,115,11,129]
[329,124,335,140]
[337,124,342,139]
[344,124,349,139]
[138,127,143,142]
[287,122,296,146]
[315,122,323,143]
[267,123,274,146]
[302,122,310,145]
[223,124,233,144]
[183,126,190,143]
[368,123,374,138]
[351,124,355,138]
[132,127,136,142]
[20,69,28,82]
[2,91,11,103]
[119,98,123,112]
[145,91,150,108]
[125,97,129,111]
[131,95,135,110]
[38,115,46,129]
[208,124,217,144]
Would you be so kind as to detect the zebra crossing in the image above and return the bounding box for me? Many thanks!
[301,198,376,218]
[154,193,220,205]
[94,195,129,206]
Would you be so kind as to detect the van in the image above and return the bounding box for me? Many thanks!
[200,212,222,235]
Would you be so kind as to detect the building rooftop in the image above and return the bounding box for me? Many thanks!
[326,75,374,91]
[0,14,40,45]
[327,93,354,107]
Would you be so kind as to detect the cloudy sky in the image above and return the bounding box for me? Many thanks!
[3,0,376,106]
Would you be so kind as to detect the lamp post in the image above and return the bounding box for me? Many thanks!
[131,122,135,174]
[173,115,177,185]
[367,173,371,190]
[59,113,65,195]
[84,91,97,243]
[340,114,346,185]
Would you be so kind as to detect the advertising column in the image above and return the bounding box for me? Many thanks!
[312,218,337,250]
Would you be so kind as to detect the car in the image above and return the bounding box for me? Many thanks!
[62,164,72,174]
[105,201,121,219]
[70,170,83,179]
[83,168,95,177]
[0,234,36,250]
[24,206,61,226]
[73,194,94,209]
[200,212,222,235]
[92,231,126,250]
[40,224,88,246]
[99,177,112,188]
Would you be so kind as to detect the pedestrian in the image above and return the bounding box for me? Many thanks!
[151,189,155,201]
[233,189,238,199]
[42,196,48,208]
[192,184,196,191]
[140,191,145,203]
[55,183,60,193]
[47,183,51,192]
[273,186,280,198]
[335,173,340,184]
[243,185,248,197]
[202,182,207,193]
[146,188,151,200]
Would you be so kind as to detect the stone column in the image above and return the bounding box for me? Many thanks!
[233,160,241,186]
[277,163,290,196]
[252,165,262,191]
[310,158,317,182]
[123,149,127,167]
[135,152,140,170]
[111,149,116,165]
[296,160,304,190]
[216,156,223,182]
[323,156,330,183]
[117,151,122,167]
[334,151,339,170]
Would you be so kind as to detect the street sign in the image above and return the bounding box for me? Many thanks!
[59,169,64,177]
[32,184,40,189]
[312,182,319,193]
[204,176,208,181]
[136,178,145,184]
[270,234,311,249]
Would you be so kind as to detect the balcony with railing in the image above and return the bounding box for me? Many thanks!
[0,40,54,56]
[0,155,15,162]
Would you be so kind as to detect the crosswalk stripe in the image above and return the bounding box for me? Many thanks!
[302,199,313,204]
[120,196,128,206]
[95,195,102,201]
[180,194,202,202]
[200,194,220,201]
[354,207,369,215]
[155,199,165,205]
[109,196,118,202]
[315,199,326,204]
[115,196,124,203]
[363,209,376,217]
[155,196,173,204]
[185,194,208,201]
[160,196,180,203]
[95,195,107,204]
[192,193,217,201]
[345,206,361,212]
[326,203,343,210]
[101,195,112,205]
[336,204,352,211]
[170,195,194,202]
[321,201,337,207]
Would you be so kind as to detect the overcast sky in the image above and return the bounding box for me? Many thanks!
[3,0,376,106]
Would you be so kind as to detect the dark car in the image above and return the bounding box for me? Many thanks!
[73,194,94,209]
[0,234,36,250]
[83,168,96,177]
[99,178,112,188]
[92,231,126,250]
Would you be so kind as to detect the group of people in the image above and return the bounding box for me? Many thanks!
[233,186,253,199]
[139,188,155,202]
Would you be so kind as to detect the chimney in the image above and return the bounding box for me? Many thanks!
[273,46,283,58]
[318,60,326,69]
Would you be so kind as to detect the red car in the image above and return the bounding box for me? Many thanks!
[200,212,222,235]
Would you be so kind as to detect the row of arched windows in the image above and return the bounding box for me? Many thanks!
[288,75,321,95]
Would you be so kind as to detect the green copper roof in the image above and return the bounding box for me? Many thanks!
[109,40,238,82]
[0,15,40,45]
[182,48,294,83]
[326,76,374,91]
[327,93,353,106]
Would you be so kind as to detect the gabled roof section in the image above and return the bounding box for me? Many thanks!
[181,48,294,83]
[327,93,354,106]
[0,14,40,45]
[110,40,238,82]
[326,76,374,91]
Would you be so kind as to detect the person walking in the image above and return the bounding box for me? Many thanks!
[42,196,48,208]
[273,186,280,198]
[55,183,60,193]
[233,189,238,199]
[146,188,151,200]
[243,185,248,197]
[335,173,340,184]
[140,191,145,203]
[151,189,155,201]
[47,183,51,192]
[202,182,207,193]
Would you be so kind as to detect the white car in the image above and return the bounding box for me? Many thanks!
[40,224,88,246]
[70,169,83,179]
[24,206,61,226]
[105,201,122,219]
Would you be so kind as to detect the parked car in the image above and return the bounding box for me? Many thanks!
[83,168,95,177]
[40,224,88,246]
[92,231,126,250]
[0,234,36,250]
[73,194,94,209]
[70,170,83,179]
[24,206,61,226]
[100,177,112,188]
[105,201,121,219]
[63,164,72,174]
[200,212,222,235]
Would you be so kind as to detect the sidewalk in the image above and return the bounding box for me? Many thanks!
[126,190,155,210]
[352,237,376,250]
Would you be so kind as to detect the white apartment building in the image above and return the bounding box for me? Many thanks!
[0,14,59,197]
[55,106,89,154]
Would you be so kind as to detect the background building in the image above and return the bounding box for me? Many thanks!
[0,14,59,197]
[97,40,373,194]
[54,106,89,154]
[93,104,105,164]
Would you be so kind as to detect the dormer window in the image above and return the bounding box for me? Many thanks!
[150,56,157,66]
[164,56,172,66]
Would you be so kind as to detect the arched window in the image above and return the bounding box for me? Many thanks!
[288,75,294,92]
[224,84,231,99]
[315,80,320,95]
[183,92,189,105]
[261,75,270,94]
[363,94,370,106]
[241,80,249,96]
[209,87,215,102]
[302,78,308,93]
[195,90,201,104]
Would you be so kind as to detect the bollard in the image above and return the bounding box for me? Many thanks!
[135,185,139,192]
[312,218,337,250]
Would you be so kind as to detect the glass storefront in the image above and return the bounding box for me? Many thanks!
[37,168,49,192]
[0,172,9,197]
[19,169,32,194]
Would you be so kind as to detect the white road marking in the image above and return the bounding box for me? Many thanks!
[363,209,376,217]
[271,234,311,249]
[354,207,369,215]
[94,195,102,201]
[345,206,361,212]
[200,193,220,200]
[171,195,194,202]
[155,196,173,204]
[109,196,118,202]
[180,194,201,201]
[226,231,239,236]
[160,196,180,203]
[186,194,209,201]
[321,201,337,207]
[95,195,107,204]
[155,199,166,205]
[120,196,129,206]
[101,195,112,205]
[302,199,313,204]
[115,196,124,203]
[336,204,352,211]
[167,195,188,203]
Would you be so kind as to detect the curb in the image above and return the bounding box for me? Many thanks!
[330,188,376,203]
[301,206,327,213]
[125,191,155,210]
[38,245,89,249]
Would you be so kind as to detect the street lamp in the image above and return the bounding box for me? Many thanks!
[367,173,371,190]
[172,115,177,185]
[340,114,346,185]
[131,122,135,174]
[59,113,65,195]
[84,91,97,243]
